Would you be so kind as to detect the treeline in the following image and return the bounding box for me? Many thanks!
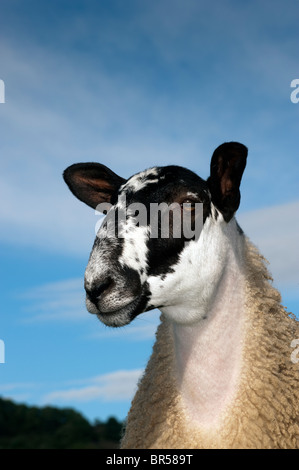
[0,397,124,449]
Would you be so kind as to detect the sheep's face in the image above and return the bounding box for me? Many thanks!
[84,166,212,327]
[63,142,247,327]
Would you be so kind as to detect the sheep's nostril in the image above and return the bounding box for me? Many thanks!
[85,278,113,305]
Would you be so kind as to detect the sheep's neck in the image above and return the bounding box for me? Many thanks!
[172,259,246,429]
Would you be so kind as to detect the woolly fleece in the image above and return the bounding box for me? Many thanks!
[121,238,299,449]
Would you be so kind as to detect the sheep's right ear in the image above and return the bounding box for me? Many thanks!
[63,163,126,209]
[207,142,248,222]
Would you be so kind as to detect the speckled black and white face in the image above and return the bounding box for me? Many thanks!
[84,165,212,327]
[63,142,247,327]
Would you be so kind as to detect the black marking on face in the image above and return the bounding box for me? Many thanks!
[123,165,212,279]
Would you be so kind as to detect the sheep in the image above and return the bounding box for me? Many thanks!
[63,142,299,449]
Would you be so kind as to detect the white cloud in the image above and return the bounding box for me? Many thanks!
[0,382,38,404]
[0,370,144,408]
[20,278,161,336]
[0,41,210,256]
[0,7,298,260]
[0,382,36,393]
[43,369,143,404]
[21,278,87,322]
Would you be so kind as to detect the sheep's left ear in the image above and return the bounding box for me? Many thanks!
[207,142,248,222]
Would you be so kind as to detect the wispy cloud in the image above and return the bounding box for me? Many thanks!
[42,369,143,404]
[20,278,161,338]
[0,382,39,404]
[0,382,36,393]
[21,278,87,323]
[1,1,298,259]
[0,369,143,408]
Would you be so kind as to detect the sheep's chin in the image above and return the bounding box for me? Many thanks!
[86,296,141,327]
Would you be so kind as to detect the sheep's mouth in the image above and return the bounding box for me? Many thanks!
[86,295,147,327]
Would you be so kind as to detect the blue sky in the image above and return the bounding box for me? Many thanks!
[0,0,298,423]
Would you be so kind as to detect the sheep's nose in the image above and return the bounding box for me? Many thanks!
[85,278,113,305]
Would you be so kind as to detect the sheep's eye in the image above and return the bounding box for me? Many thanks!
[181,199,196,212]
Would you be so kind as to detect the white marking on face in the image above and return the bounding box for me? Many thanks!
[119,225,150,283]
[147,215,245,325]
[122,168,160,192]
[211,202,220,220]
[186,191,199,198]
